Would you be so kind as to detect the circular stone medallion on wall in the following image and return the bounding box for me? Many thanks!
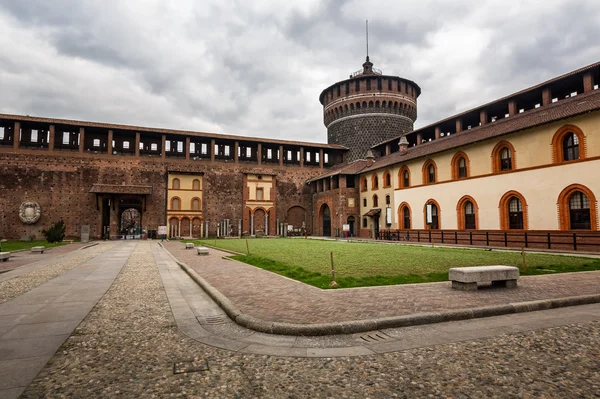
[19,201,42,224]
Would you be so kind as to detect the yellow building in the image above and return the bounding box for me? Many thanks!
[167,173,204,238]
[356,62,600,242]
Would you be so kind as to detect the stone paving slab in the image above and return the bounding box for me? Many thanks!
[0,242,133,399]
[164,241,600,324]
[0,243,92,275]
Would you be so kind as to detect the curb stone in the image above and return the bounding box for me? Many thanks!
[161,243,600,336]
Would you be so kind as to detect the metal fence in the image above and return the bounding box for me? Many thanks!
[376,229,600,252]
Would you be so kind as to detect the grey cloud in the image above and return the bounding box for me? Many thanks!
[0,1,598,142]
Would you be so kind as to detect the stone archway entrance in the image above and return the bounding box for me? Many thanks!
[254,209,266,236]
[321,204,331,237]
[90,184,152,240]
[117,198,143,238]
[120,208,141,238]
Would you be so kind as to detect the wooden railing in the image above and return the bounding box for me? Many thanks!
[376,229,600,252]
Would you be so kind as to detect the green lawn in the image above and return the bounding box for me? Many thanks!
[192,238,600,289]
[0,240,68,252]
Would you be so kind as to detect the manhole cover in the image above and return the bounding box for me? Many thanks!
[197,315,227,325]
[358,332,392,343]
[173,359,209,374]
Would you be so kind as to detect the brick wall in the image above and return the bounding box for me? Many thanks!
[328,114,414,162]
[0,151,325,239]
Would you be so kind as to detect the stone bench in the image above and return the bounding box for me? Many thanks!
[185,243,195,249]
[196,247,209,256]
[31,246,45,253]
[449,265,519,291]
[0,252,9,262]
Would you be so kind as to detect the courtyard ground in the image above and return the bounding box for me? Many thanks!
[192,238,600,288]
[0,241,599,398]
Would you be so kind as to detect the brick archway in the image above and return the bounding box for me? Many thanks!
[499,190,528,230]
[451,151,470,180]
[423,199,441,230]
[397,202,412,229]
[551,124,586,163]
[456,195,479,230]
[557,184,598,230]
[491,140,516,173]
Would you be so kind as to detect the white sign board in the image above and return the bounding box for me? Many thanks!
[342,224,350,231]
[426,204,433,224]
[158,226,167,235]
[386,208,392,225]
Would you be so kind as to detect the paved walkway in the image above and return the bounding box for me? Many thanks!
[0,242,132,398]
[163,241,600,324]
[154,242,600,357]
[0,242,93,275]
[1,241,600,397]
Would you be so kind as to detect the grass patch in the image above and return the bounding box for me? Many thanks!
[194,238,600,289]
[0,240,68,252]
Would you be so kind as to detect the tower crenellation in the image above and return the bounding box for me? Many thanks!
[320,57,421,162]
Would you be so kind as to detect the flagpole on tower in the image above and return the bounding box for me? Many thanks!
[366,20,369,61]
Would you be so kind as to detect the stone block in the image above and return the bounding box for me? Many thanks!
[196,247,209,255]
[0,252,9,262]
[185,243,195,249]
[31,246,45,253]
[449,265,519,290]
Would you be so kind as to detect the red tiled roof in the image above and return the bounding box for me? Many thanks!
[374,60,600,148]
[0,113,347,150]
[363,89,600,173]
[306,159,372,183]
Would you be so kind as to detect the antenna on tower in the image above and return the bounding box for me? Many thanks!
[366,20,369,61]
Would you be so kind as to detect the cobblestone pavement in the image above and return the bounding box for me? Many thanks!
[0,243,116,305]
[19,242,600,398]
[164,241,600,324]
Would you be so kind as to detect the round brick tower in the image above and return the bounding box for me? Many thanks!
[320,57,421,162]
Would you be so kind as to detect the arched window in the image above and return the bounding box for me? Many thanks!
[557,184,597,231]
[373,195,379,207]
[361,178,368,192]
[371,174,379,190]
[428,164,435,182]
[499,191,528,230]
[500,148,512,171]
[457,196,478,230]
[422,160,437,184]
[398,202,411,229]
[458,158,467,178]
[424,200,441,229]
[172,178,180,189]
[451,152,470,180]
[552,125,585,163]
[193,179,200,190]
[464,202,475,229]
[563,133,579,161]
[383,171,391,188]
[492,141,516,173]
[398,166,410,188]
[171,197,180,211]
[569,192,590,229]
[191,198,200,211]
[508,197,523,229]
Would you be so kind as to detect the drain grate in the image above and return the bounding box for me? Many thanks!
[358,332,392,343]
[197,315,227,325]
[173,359,209,375]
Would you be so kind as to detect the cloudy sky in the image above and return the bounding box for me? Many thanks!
[0,0,598,143]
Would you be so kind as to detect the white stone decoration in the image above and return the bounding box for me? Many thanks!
[19,201,41,224]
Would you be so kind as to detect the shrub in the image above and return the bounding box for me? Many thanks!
[43,220,66,243]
